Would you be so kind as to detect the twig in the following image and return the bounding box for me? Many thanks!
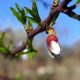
[5,0,74,55]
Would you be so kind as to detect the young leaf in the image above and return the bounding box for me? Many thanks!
[10,7,27,25]
[15,3,21,13]
[27,16,39,24]
[10,7,22,22]
[28,19,32,27]
[20,8,27,24]
[0,39,3,47]
[0,42,10,53]
[0,33,5,47]
[32,0,37,11]
[50,12,59,26]
[32,0,41,23]
[0,47,6,52]
[25,7,36,18]
[25,0,41,24]
[28,51,36,59]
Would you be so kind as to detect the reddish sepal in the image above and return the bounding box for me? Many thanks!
[46,34,58,47]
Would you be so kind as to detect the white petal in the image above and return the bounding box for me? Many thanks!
[49,41,61,55]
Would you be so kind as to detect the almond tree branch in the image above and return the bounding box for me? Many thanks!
[9,0,72,55]
[62,10,80,21]
[67,4,77,10]
[11,42,27,55]
[28,0,72,38]
[61,1,80,21]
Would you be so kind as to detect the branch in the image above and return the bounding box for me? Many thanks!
[63,10,80,21]
[28,0,72,38]
[67,4,77,10]
[65,2,79,11]
[6,0,72,56]
[11,42,27,55]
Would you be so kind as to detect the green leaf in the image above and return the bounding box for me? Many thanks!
[50,12,59,26]
[0,47,5,52]
[28,19,32,27]
[25,6,43,24]
[27,16,39,24]
[28,51,36,59]
[32,0,41,23]
[20,8,27,24]
[10,7,22,22]
[0,38,3,47]
[32,0,37,11]
[10,7,27,25]
[15,3,21,13]
[0,47,9,53]
[0,33,10,53]
[25,3,41,24]
[0,40,4,47]
[0,34,4,47]
[25,7,36,18]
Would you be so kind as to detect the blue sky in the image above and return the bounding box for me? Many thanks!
[0,0,80,46]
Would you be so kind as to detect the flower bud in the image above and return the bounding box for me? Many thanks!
[46,28,61,58]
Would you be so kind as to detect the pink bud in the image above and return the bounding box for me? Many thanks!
[46,34,61,58]
[46,34,58,47]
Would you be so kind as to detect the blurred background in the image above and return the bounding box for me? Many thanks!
[0,0,80,80]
